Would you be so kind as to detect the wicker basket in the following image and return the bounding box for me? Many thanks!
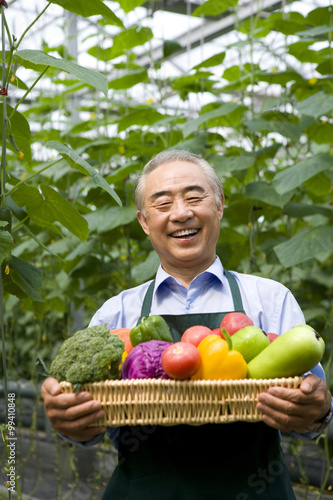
[60,376,303,427]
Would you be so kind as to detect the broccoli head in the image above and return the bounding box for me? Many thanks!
[49,325,124,391]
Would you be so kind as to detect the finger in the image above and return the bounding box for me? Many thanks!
[265,385,313,406]
[300,374,324,396]
[259,410,306,433]
[48,391,95,410]
[41,377,62,398]
[49,405,107,440]
[257,392,317,432]
[258,392,304,418]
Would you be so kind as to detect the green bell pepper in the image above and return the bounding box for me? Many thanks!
[130,315,173,347]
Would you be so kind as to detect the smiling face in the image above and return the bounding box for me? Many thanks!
[137,161,224,286]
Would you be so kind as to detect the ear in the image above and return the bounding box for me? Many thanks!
[137,210,150,236]
[217,193,224,220]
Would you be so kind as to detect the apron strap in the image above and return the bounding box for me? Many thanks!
[137,270,244,324]
[137,280,155,324]
[224,270,244,312]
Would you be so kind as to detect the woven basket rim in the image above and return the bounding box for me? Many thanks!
[60,375,303,389]
[59,376,303,426]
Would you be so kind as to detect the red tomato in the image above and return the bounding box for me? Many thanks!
[267,332,279,343]
[211,327,224,338]
[220,312,254,336]
[161,342,202,380]
[110,328,133,353]
[181,325,214,347]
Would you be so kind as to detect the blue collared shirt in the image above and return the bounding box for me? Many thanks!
[90,257,311,338]
[66,257,327,447]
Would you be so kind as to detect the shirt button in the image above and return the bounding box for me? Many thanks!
[189,302,195,308]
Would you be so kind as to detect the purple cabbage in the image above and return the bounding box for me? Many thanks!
[121,340,172,379]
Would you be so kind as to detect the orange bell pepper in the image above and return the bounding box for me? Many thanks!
[192,334,247,380]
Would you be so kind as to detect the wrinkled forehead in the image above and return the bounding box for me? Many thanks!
[144,160,210,192]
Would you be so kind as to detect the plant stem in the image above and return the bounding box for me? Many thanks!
[15,2,51,52]
[8,66,50,121]
[315,429,333,500]
[1,4,7,208]
[6,158,62,197]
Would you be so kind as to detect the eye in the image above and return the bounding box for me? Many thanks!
[186,196,202,204]
[155,201,172,211]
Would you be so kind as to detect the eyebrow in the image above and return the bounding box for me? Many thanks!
[149,185,205,202]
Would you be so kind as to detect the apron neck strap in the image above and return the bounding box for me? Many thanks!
[224,270,243,311]
[138,270,244,325]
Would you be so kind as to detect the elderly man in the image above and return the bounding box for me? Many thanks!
[42,150,332,500]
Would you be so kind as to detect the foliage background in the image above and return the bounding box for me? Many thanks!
[0,0,332,409]
[0,0,332,498]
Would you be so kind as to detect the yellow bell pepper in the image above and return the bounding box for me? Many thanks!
[192,334,247,380]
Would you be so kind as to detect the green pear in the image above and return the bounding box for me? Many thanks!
[247,324,325,379]
[230,326,270,363]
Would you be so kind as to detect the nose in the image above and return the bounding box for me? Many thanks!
[169,198,194,222]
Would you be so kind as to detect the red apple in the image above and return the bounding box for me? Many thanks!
[220,312,254,336]
[181,325,214,347]
[266,332,279,343]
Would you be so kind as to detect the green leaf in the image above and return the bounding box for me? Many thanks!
[295,26,333,37]
[132,250,160,284]
[193,51,225,70]
[170,71,217,98]
[107,162,141,184]
[0,231,14,265]
[169,134,209,156]
[183,103,239,138]
[117,108,165,133]
[45,141,122,205]
[283,202,333,219]
[117,0,150,13]
[40,185,89,242]
[274,226,333,267]
[238,17,272,38]
[306,7,332,27]
[49,0,124,27]
[0,104,32,163]
[269,11,306,36]
[10,183,52,227]
[163,40,183,59]
[244,118,301,141]
[212,155,254,174]
[257,70,304,86]
[305,122,333,144]
[88,26,152,61]
[113,26,153,53]
[288,42,321,64]
[8,256,44,302]
[109,68,148,90]
[296,91,333,119]
[273,155,333,195]
[316,60,333,76]
[193,0,238,17]
[245,181,293,208]
[0,67,28,90]
[85,206,137,233]
[16,50,108,96]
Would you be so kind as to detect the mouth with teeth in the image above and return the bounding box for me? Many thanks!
[170,228,200,239]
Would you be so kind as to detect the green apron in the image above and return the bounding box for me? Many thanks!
[102,271,296,500]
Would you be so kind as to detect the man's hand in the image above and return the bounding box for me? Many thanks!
[41,377,107,442]
[257,374,332,434]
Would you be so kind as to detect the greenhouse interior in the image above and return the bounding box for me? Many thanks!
[1,0,333,498]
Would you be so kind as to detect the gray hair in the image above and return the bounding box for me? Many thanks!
[134,150,224,213]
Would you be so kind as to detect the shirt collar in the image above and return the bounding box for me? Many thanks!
[154,256,225,292]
